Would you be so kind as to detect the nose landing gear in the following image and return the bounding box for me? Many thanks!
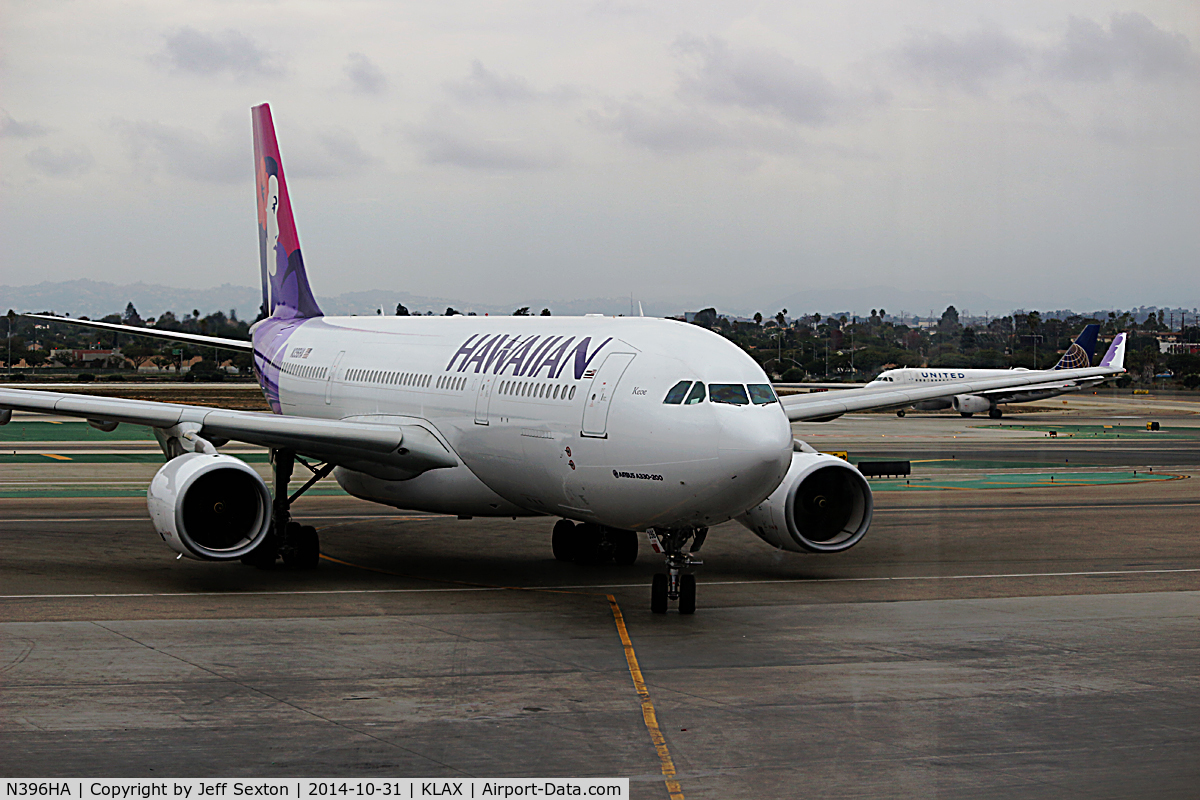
[649,527,706,614]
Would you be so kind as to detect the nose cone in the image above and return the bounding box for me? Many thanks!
[717,407,794,511]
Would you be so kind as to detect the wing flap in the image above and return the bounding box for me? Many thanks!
[0,387,456,479]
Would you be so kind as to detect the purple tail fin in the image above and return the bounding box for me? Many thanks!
[253,103,322,321]
[1100,332,1127,370]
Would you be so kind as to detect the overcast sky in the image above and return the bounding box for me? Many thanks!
[2,0,1197,314]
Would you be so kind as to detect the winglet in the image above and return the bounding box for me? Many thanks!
[1099,332,1127,370]
[252,103,322,321]
[1053,324,1100,370]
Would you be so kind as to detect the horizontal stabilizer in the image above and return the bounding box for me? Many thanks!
[21,313,253,353]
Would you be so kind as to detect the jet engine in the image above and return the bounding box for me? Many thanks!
[736,451,873,553]
[952,394,992,415]
[147,452,272,560]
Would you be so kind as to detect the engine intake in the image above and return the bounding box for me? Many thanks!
[147,452,272,560]
[736,452,873,553]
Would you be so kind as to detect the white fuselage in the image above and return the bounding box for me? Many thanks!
[257,315,794,532]
[867,366,1084,411]
[867,367,1030,387]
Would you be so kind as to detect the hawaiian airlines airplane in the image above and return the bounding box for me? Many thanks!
[868,325,1127,418]
[0,104,1128,614]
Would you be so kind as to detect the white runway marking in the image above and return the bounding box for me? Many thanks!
[2,567,1197,600]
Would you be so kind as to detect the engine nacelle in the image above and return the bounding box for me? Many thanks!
[147,452,272,560]
[736,452,873,553]
[952,394,992,414]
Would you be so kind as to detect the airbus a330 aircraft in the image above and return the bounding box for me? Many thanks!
[868,325,1128,418]
[0,105,1128,614]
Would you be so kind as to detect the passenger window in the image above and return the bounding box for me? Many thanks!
[663,380,692,404]
[748,384,778,405]
[710,384,750,405]
[684,382,706,405]
[569,386,577,400]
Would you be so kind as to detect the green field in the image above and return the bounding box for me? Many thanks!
[972,423,1200,439]
[0,420,156,441]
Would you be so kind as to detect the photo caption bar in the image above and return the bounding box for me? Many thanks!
[2,780,628,800]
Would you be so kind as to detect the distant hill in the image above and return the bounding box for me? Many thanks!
[0,278,1155,323]
[0,279,664,320]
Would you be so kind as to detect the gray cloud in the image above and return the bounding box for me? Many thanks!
[155,27,283,78]
[589,101,800,154]
[445,61,578,105]
[413,120,562,171]
[1012,90,1067,119]
[894,28,1029,91]
[115,120,243,182]
[1,110,48,138]
[1047,13,1196,82]
[673,36,844,125]
[447,61,537,103]
[289,129,378,178]
[25,145,94,177]
[346,53,387,94]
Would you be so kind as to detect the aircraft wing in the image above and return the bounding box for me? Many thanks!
[22,313,254,353]
[0,387,457,480]
[972,377,1108,402]
[775,382,869,389]
[780,364,1124,422]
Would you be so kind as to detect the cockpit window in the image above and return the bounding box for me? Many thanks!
[748,384,777,405]
[684,382,706,405]
[663,380,692,404]
[709,384,750,405]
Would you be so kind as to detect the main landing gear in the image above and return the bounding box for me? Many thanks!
[896,409,906,417]
[989,408,1003,419]
[552,519,638,565]
[649,527,706,615]
[242,448,333,570]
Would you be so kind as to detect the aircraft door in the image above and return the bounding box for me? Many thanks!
[325,350,345,405]
[581,352,635,438]
[474,374,494,425]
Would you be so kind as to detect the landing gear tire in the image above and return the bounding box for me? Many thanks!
[896,409,906,417]
[281,523,320,569]
[574,523,604,565]
[678,574,696,615]
[651,574,668,614]
[989,408,1003,419]
[552,520,577,562]
[960,412,974,418]
[613,530,638,566]
[255,449,331,571]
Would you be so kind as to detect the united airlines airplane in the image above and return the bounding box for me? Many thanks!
[870,325,1127,418]
[0,105,1127,614]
